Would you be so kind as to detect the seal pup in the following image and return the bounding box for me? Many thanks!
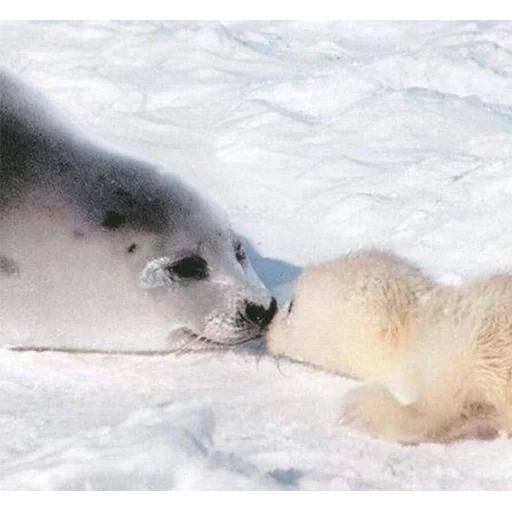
[267,250,512,443]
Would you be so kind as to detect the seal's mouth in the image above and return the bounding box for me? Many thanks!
[168,327,258,354]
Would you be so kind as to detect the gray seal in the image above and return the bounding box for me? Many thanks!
[0,70,276,352]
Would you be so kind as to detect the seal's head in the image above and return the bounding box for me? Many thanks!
[107,173,277,350]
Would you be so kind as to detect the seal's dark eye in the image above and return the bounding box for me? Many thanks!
[235,243,246,264]
[167,256,208,280]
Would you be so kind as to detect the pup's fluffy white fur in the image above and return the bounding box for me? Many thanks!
[267,250,512,444]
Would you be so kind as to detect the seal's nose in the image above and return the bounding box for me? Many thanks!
[244,297,277,329]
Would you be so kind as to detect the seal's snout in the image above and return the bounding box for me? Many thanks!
[244,297,277,330]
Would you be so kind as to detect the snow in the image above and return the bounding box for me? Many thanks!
[1,20,512,490]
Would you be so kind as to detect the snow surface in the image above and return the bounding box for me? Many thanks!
[1,20,512,490]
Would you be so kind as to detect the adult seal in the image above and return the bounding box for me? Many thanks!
[0,70,276,352]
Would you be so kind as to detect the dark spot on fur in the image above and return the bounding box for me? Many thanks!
[57,161,75,176]
[102,210,126,230]
[0,255,19,277]
[73,230,85,239]
[127,243,138,254]
[115,187,137,207]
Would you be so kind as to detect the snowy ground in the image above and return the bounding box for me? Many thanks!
[1,20,512,490]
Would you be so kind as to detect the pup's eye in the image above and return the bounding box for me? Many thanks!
[235,242,246,264]
[287,300,294,313]
[167,256,208,280]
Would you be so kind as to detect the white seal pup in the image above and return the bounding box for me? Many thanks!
[267,250,512,443]
[0,70,276,352]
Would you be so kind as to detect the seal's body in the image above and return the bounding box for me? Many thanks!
[0,71,276,351]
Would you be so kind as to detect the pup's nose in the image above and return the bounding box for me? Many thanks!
[244,297,277,329]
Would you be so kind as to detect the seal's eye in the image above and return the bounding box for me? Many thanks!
[235,242,246,264]
[167,256,208,280]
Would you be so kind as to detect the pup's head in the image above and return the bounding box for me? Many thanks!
[266,251,435,378]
